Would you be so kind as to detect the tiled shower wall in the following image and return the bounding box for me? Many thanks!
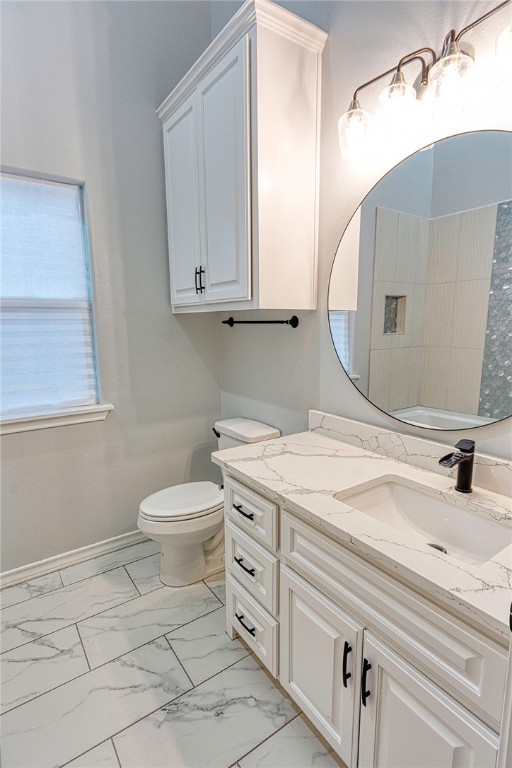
[368,208,428,412]
[420,204,496,414]
[368,203,499,415]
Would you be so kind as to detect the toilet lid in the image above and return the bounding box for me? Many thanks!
[139,481,224,522]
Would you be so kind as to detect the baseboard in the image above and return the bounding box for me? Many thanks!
[0,530,148,589]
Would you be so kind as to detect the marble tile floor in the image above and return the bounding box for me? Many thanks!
[1,540,343,768]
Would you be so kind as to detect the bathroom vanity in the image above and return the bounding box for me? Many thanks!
[212,411,512,768]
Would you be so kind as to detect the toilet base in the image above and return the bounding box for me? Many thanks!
[157,515,225,587]
[159,550,224,587]
[160,544,206,587]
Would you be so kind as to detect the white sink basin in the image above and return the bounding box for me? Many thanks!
[334,476,509,565]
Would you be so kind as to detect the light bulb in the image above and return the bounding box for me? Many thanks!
[378,71,416,111]
[338,100,371,159]
[429,41,474,103]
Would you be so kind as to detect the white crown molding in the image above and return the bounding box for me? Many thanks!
[157,0,327,122]
[0,530,147,589]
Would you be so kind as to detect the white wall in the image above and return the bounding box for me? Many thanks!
[0,1,221,572]
[431,131,512,216]
[217,0,512,459]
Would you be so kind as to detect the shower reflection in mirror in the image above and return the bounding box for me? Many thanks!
[329,131,512,431]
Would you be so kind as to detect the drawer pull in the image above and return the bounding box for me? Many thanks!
[342,641,352,688]
[361,658,372,706]
[233,504,254,521]
[235,612,256,636]
[234,556,256,577]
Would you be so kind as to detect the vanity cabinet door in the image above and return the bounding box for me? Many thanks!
[279,565,363,767]
[162,93,202,306]
[358,633,499,768]
[197,35,251,304]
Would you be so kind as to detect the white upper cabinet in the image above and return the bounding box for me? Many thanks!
[157,0,327,313]
[163,93,201,306]
[197,37,250,304]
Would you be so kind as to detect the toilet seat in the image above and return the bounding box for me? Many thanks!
[139,481,224,523]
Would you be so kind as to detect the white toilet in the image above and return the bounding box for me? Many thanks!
[137,418,280,587]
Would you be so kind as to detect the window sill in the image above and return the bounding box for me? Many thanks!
[0,404,114,435]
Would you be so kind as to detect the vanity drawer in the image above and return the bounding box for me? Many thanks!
[226,573,278,676]
[225,520,279,615]
[224,477,278,551]
[281,511,507,728]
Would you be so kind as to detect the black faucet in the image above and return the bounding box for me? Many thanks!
[439,439,475,493]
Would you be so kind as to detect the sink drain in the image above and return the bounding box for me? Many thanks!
[427,542,448,554]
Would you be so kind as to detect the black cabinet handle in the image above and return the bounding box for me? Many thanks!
[235,612,256,636]
[194,268,200,294]
[199,266,205,293]
[361,658,372,706]
[233,503,254,521]
[234,556,256,577]
[342,641,352,688]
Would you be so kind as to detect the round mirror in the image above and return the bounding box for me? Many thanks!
[328,130,512,431]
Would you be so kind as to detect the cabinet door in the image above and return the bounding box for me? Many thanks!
[197,35,251,303]
[162,93,202,306]
[280,565,363,767]
[358,633,499,768]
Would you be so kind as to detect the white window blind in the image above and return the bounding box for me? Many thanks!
[0,173,98,418]
[329,310,352,372]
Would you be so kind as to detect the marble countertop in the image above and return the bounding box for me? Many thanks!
[212,430,512,642]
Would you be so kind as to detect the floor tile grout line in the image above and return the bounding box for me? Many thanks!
[163,635,195,691]
[111,737,122,768]
[122,565,142,597]
[1,586,223,658]
[229,712,301,767]
[59,738,119,768]
[75,622,92,672]
[203,574,226,604]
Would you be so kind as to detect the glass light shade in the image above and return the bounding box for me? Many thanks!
[429,48,474,101]
[338,104,371,159]
[496,25,512,60]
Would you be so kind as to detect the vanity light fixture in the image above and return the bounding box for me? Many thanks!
[338,0,512,159]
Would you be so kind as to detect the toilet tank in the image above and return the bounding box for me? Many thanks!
[214,418,280,450]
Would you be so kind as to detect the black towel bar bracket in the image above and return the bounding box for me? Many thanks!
[222,315,299,328]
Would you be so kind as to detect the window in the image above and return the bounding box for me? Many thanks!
[329,310,354,372]
[1,172,101,422]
